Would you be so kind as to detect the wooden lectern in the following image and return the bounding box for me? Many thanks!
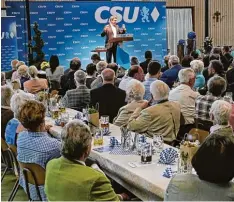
[109,34,134,43]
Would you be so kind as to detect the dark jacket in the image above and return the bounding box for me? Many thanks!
[1,107,14,140]
[160,64,182,88]
[226,67,234,100]
[221,53,233,71]
[140,59,152,74]
[60,71,76,96]
[90,84,126,123]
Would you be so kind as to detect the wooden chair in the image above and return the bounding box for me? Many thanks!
[189,128,210,144]
[1,138,11,182]
[18,162,46,201]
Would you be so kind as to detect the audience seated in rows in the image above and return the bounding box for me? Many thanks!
[165,133,234,201]
[23,65,48,94]
[160,55,182,88]
[90,69,126,123]
[195,76,226,131]
[5,91,34,145]
[114,79,145,127]
[45,120,122,201]
[61,70,90,112]
[140,50,152,74]
[127,80,181,143]
[11,61,25,81]
[17,100,61,201]
[143,61,161,101]
[190,60,205,89]
[91,61,108,89]
[86,63,97,89]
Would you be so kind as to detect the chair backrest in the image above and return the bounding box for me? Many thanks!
[7,147,20,177]
[189,128,210,143]
[8,144,17,156]
[1,138,8,152]
[18,162,45,201]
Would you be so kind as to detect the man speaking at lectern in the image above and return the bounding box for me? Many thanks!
[101,16,126,63]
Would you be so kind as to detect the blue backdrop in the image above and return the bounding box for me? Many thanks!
[6,1,167,69]
[1,17,18,71]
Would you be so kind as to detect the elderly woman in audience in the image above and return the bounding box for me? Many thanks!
[195,76,226,131]
[17,65,30,90]
[165,133,234,201]
[11,61,25,81]
[23,65,48,94]
[5,91,34,145]
[1,86,14,140]
[91,61,108,89]
[114,80,146,127]
[127,80,181,144]
[209,100,233,134]
[17,100,61,201]
[190,60,205,89]
[45,120,124,201]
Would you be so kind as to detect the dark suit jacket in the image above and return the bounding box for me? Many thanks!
[90,84,126,123]
[160,64,182,88]
[140,59,152,74]
[59,71,76,96]
[101,24,125,49]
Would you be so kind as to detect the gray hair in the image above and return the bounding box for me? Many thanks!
[28,66,38,78]
[210,100,232,125]
[150,80,169,101]
[1,86,14,106]
[190,60,204,74]
[96,61,107,74]
[178,68,195,83]
[169,55,180,65]
[126,79,145,101]
[10,91,34,118]
[207,76,226,97]
[18,65,29,77]
[61,120,92,159]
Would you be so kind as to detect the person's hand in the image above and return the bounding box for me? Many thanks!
[45,124,53,132]
[104,25,108,32]
[119,193,131,201]
[140,100,149,109]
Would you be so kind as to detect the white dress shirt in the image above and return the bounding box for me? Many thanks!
[110,23,117,37]
[169,84,199,125]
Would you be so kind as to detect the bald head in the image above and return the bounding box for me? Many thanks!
[101,68,115,84]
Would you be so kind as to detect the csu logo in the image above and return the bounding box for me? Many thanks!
[95,6,159,23]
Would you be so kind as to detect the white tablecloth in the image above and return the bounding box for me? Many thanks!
[46,108,175,201]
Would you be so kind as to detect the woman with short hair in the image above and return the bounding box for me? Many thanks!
[45,120,121,201]
[23,65,48,94]
[165,133,234,201]
[114,79,146,127]
[17,100,61,201]
[190,60,205,89]
[17,65,30,90]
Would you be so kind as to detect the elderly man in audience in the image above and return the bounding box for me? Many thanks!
[169,68,199,139]
[90,68,126,123]
[165,133,234,201]
[195,76,226,131]
[190,60,205,89]
[45,120,124,201]
[17,100,61,201]
[5,59,18,80]
[160,55,182,88]
[1,86,14,140]
[60,58,81,96]
[143,61,161,101]
[5,91,34,145]
[226,60,234,100]
[114,80,146,127]
[127,80,181,144]
[61,70,90,112]
[209,100,233,134]
[23,65,48,94]
[11,61,25,81]
[91,61,108,89]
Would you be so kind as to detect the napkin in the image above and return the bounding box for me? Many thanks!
[158,148,178,165]
[163,167,174,178]
[110,137,121,147]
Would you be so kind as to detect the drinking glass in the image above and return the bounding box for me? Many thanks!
[177,156,192,174]
[153,135,164,155]
[100,115,109,134]
[93,129,103,146]
[60,113,69,127]
[141,143,152,164]
[58,100,66,113]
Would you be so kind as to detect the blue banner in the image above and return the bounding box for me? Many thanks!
[1,16,18,72]
[6,1,167,69]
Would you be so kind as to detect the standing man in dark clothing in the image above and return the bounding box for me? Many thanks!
[101,16,126,63]
[140,50,152,74]
[222,46,233,71]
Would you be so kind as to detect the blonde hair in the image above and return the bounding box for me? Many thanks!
[28,65,38,78]
[18,65,29,77]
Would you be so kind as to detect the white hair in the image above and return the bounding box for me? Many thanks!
[150,80,169,101]
[126,79,145,101]
[10,91,34,118]
[178,68,195,83]
[96,61,107,74]
[28,65,38,78]
[210,100,232,125]
[190,60,204,74]
[18,65,29,77]
[169,55,180,65]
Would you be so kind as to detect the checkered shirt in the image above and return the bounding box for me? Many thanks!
[61,85,90,111]
[195,94,222,121]
[17,131,61,201]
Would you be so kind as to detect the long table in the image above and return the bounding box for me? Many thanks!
[46,109,175,201]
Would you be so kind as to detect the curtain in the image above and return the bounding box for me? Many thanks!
[167,8,193,55]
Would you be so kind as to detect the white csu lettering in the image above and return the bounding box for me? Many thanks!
[95,6,139,23]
